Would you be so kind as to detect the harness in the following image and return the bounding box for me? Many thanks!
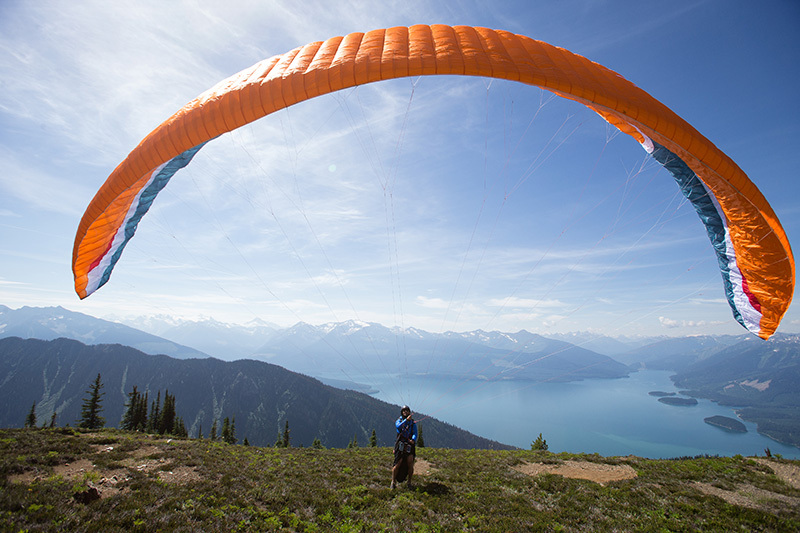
[396,420,415,455]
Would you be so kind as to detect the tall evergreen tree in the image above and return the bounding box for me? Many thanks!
[173,416,187,437]
[282,420,290,448]
[275,420,290,448]
[221,417,231,443]
[136,391,148,430]
[78,373,105,429]
[139,391,149,431]
[158,390,176,435]
[221,416,237,445]
[210,419,218,441]
[25,402,36,428]
[148,391,161,433]
[369,429,377,447]
[121,386,149,431]
[120,386,139,430]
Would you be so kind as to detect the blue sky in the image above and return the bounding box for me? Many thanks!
[1,0,798,338]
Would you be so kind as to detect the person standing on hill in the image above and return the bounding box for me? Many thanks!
[391,405,417,489]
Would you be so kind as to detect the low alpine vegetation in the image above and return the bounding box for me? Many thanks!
[1,428,799,531]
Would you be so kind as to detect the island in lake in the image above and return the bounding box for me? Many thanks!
[704,415,747,433]
[658,396,698,406]
[649,391,677,397]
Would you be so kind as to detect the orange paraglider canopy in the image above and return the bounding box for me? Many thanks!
[73,24,794,339]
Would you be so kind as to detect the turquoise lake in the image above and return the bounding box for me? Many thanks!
[367,370,800,459]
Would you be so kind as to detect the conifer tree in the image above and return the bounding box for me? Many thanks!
[138,392,148,430]
[418,425,425,448]
[243,437,249,446]
[173,416,187,437]
[49,411,57,428]
[275,420,290,447]
[197,424,203,439]
[120,386,139,430]
[79,373,106,429]
[158,390,176,435]
[369,429,377,447]
[221,417,230,443]
[25,402,37,428]
[147,391,161,433]
[121,386,150,431]
[282,420,290,448]
[137,392,148,430]
[312,438,324,449]
[210,419,218,441]
[123,387,188,437]
[531,433,548,451]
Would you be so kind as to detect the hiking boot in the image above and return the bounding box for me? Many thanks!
[390,481,396,489]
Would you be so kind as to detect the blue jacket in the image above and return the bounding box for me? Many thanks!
[396,416,418,443]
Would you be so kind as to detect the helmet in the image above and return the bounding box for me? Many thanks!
[401,405,411,413]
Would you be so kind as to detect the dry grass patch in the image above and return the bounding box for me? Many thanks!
[755,458,800,490]
[9,438,200,497]
[694,481,800,512]
[414,458,436,476]
[514,459,637,485]
[156,464,202,484]
[126,444,162,459]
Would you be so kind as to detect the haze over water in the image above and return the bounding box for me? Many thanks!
[371,370,800,459]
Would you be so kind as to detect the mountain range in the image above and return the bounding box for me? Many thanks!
[0,305,207,359]
[2,305,799,448]
[0,306,631,384]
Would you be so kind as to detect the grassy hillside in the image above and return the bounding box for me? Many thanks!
[2,428,799,531]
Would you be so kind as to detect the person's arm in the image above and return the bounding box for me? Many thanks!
[396,416,412,437]
[411,422,418,443]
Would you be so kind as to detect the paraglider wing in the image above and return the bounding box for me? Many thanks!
[72,25,794,339]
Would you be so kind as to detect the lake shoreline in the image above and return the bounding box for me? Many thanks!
[362,370,800,459]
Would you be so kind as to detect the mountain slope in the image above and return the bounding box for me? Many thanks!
[253,321,630,382]
[159,318,279,359]
[0,337,511,450]
[671,335,800,446]
[614,335,747,370]
[0,305,208,360]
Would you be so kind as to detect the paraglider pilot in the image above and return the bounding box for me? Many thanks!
[391,405,417,489]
